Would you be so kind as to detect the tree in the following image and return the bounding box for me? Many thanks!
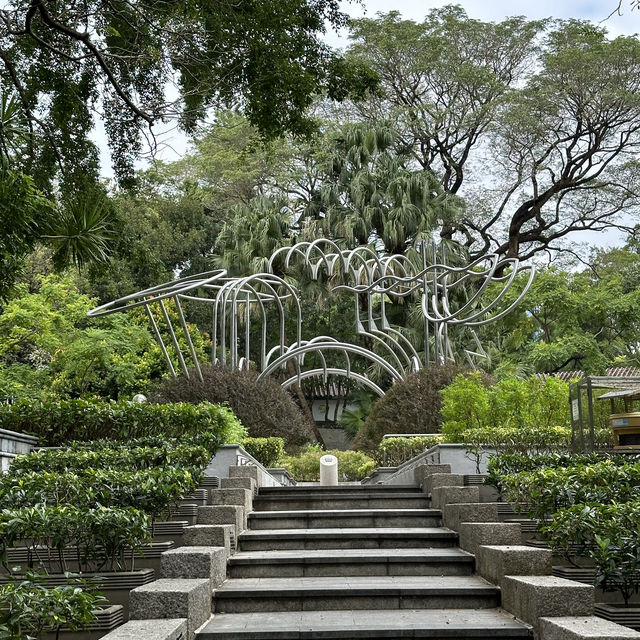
[478,247,640,375]
[0,0,377,186]
[346,9,640,262]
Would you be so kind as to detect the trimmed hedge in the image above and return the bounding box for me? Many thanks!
[0,398,244,446]
[242,437,285,468]
[149,365,315,448]
[10,445,210,475]
[0,467,199,520]
[375,436,443,466]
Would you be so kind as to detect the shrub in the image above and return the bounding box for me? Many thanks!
[10,444,210,476]
[0,397,243,446]
[501,460,640,521]
[0,505,151,573]
[0,577,105,639]
[242,437,285,468]
[541,501,640,605]
[278,446,375,482]
[0,467,199,520]
[149,365,315,447]
[354,363,471,451]
[442,374,570,442]
[375,436,444,466]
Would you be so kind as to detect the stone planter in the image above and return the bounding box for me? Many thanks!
[169,505,198,526]
[595,603,640,630]
[3,542,173,576]
[150,520,189,547]
[41,604,124,640]
[0,569,155,620]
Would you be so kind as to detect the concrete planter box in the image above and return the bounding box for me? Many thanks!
[267,467,296,486]
[0,427,38,473]
[203,444,281,487]
[595,603,640,630]
[41,605,124,640]
[151,521,189,547]
[169,505,198,526]
[0,569,155,620]
[3,542,173,576]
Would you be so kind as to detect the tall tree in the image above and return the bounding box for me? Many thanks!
[346,9,640,262]
[0,0,377,186]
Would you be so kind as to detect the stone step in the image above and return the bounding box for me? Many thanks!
[247,508,442,529]
[212,576,501,613]
[197,608,532,639]
[228,547,474,578]
[238,527,458,551]
[253,493,431,511]
[257,485,420,495]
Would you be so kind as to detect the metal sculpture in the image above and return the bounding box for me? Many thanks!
[88,241,534,396]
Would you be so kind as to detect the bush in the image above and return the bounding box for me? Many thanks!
[278,446,375,481]
[375,436,443,466]
[541,501,640,605]
[0,467,199,520]
[242,437,285,468]
[0,505,151,573]
[501,460,640,521]
[0,577,105,639]
[441,374,569,442]
[354,363,471,451]
[10,444,210,475]
[149,365,315,448]
[0,397,243,446]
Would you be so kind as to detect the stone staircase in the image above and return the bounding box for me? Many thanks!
[197,484,532,639]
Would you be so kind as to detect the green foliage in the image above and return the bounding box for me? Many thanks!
[9,444,209,476]
[242,438,285,468]
[277,446,375,482]
[0,468,198,520]
[150,365,314,448]
[0,397,242,447]
[1,0,378,186]
[501,460,640,521]
[441,374,570,442]
[375,436,444,466]
[0,505,151,573]
[541,501,640,605]
[0,576,105,639]
[355,363,470,451]
[479,262,640,374]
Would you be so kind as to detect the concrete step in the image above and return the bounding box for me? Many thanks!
[253,493,431,512]
[213,575,501,613]
[228,547,474,578]
[238,527,458,551]
[257,485,420,495]
[197,608,532,639]
[247,508,442,529]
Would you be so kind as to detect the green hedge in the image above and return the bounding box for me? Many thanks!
[242,437,285,468]
[0,467,198,520]
[10,445,210,475]
[0,505,151,573]
[375,436,443,466]
[0,398,244,446]
[501,460,640,520]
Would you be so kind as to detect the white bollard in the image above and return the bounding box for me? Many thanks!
[319,454,338,486]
